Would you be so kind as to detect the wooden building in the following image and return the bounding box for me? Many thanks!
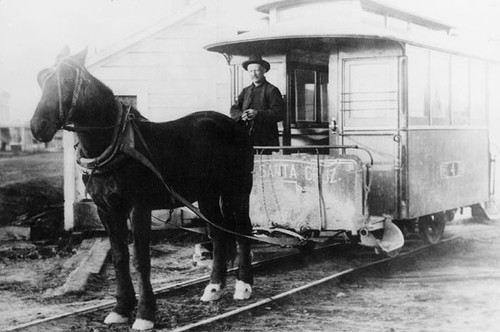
[65,0,262,229]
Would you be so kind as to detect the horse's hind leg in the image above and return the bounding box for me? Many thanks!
[98,208,136,325]
[199,196,228,302]
[130,204,155,330]
[223,193,253,300]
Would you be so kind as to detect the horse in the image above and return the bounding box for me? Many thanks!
[30,47,255,330]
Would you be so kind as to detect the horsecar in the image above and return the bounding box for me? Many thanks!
[29,1,499,328]
[203,0,499,253]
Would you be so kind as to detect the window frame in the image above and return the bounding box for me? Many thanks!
[407,44,489,128]
[341,56,400,128]
[429,51,451,125]
[289,62,329,128]
[470,59,488,126]
[407,46,430,125]
[450,55,470,125]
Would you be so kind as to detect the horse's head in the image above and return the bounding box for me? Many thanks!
[30,47,89,142]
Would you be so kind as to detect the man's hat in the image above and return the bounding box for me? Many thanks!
[242,55,270,72]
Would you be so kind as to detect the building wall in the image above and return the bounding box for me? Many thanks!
[89,9,229,122]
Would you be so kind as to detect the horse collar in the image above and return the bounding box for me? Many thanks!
[76,101,133,174]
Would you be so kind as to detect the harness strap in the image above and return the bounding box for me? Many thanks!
[76,102,131,170]
[56,60,86,126]
[120,134,305,247]
[63,121,123,132]
[130,120,154,160]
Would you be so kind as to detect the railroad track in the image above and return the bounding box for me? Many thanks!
[6,242,339,332]
[169,236,461,332]
[7,236,460,332]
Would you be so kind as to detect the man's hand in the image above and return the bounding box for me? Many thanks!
[242,109,258,121]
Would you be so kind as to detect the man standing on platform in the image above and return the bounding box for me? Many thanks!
[230,55,285,154]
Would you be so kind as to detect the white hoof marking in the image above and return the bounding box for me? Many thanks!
[200,283,222,301]
[104,312,128,325]
[132,318,155,330]
[233,280,252,300]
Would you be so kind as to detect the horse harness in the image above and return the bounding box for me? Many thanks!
[50,58,306,247]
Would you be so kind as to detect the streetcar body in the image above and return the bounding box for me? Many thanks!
[206,0,497,250]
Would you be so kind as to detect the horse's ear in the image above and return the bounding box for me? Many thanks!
[37,68,51,88]
[56,46,70,62]
[73,47,88,66]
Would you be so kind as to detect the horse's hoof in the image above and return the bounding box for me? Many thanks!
[233,280,252,300]
[132,318,155,330]
[200,283,222,301]
[104,312,128,325]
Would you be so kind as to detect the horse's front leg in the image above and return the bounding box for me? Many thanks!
[98,208,136,325]
[130,204,155,330]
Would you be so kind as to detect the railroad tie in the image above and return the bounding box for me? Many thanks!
[51,237,110,295]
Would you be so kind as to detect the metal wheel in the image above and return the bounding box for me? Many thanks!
[418,213,446,244]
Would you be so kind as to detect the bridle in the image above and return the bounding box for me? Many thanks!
[40,58,123,132]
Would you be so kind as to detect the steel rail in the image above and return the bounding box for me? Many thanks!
[5,242,341,332]
[169,236,461,332]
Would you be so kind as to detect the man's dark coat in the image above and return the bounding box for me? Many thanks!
[230,79,285,147]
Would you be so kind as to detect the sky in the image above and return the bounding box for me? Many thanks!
[1,0,500,123]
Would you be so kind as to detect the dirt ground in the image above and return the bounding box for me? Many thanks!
[205,219,500,332]
[0,231,215,331]
[0,151,63,226]
[0,218,499,331]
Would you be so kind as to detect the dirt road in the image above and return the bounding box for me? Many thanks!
[0,151,63,226]
[196,220,500,332]
[1,217,499,331]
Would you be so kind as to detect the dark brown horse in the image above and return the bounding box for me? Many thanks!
[30,47,254,330]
